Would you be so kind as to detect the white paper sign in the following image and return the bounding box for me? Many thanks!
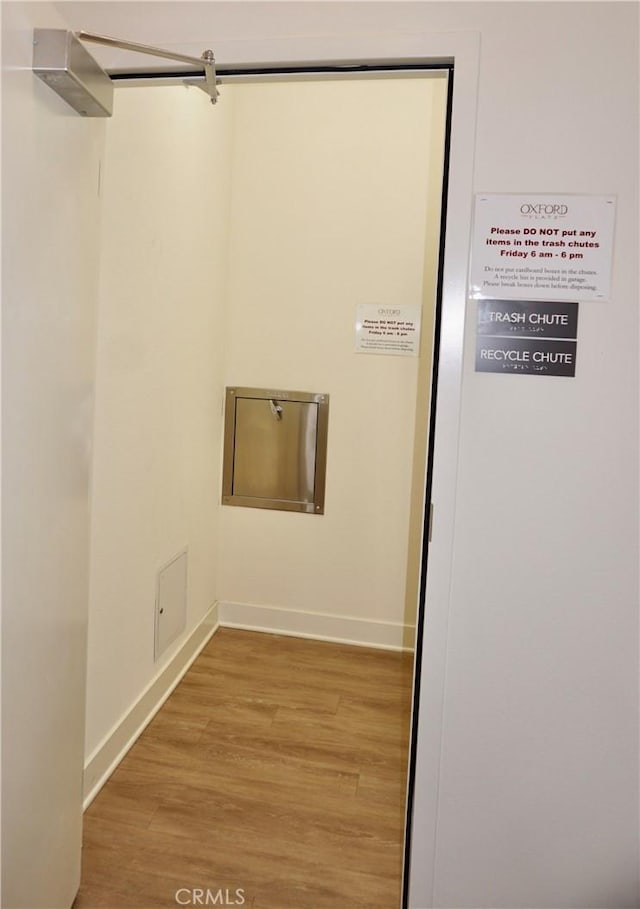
[355,304,421,356]
[469,194,616,302]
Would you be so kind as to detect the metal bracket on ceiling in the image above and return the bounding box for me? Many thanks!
[33,28,219,118]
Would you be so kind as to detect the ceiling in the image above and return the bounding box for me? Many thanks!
[51,2,396,71]
[51,2,277,70]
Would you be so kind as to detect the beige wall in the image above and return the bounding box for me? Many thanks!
[404,80,448,630]
[84,85,234,759]
[84,74,446,759]
[219,76,447,641]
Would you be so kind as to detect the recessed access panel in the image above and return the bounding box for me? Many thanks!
[154,549,188,661]
[222,387,329,514]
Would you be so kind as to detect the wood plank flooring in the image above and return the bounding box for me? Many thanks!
[75,628,414,909]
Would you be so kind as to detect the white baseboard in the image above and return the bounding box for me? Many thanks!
[218,601,415,652]
[82,601,414,808]
[82,603,219,809]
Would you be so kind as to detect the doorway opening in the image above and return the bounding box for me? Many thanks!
[84,65,453,908]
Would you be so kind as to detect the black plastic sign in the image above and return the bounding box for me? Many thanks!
[477,299,578,339]
[476,300,578,377]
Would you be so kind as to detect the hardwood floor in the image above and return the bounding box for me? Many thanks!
[75,628,414,909]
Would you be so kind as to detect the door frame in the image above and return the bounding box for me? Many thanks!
[208,29,480,909]
[112,27,479,908]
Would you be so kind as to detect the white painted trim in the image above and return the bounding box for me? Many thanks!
[82,604,219,809]
[218,601,415,652]
[404,34,480,909]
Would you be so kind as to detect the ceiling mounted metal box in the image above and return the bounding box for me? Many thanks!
[32,29,218,117]
[33,29,114,117]
[222,387,329,515]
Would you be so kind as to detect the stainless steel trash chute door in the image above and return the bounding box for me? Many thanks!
[222,387,329,514]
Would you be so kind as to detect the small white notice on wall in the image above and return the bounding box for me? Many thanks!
[355,305,422,356]
[469,194,616,302]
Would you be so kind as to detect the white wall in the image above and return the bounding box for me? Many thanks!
[218,76,446,643]
[4,3,638,909]
[84,85,234,761]
[408,6,639,907]
[1,3,105,906]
